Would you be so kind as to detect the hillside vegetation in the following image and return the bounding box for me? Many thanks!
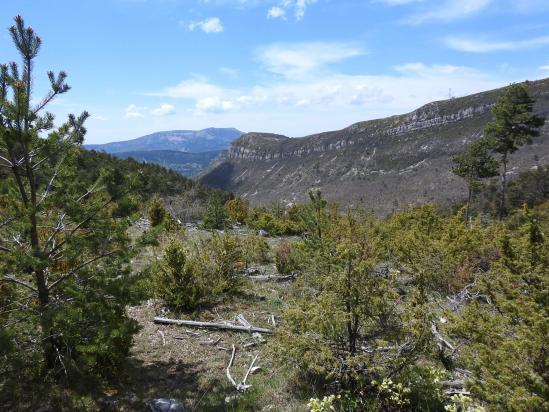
[1,15,548,412]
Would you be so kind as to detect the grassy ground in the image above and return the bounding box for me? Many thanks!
[107,224,314,411]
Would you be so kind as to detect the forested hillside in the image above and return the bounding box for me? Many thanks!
[109,149,221,177]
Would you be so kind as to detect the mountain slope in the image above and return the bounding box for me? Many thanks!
[85,128,243,154]
[201,79,549,215]
[111,150,221,177]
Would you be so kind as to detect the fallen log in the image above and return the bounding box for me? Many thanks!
[154,317,272,334]
[246,274,296,282]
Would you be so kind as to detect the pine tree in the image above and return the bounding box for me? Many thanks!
[275,206,431,394]
[0,16,138,383]
[452,138,499,222]
[484,83,545,220]
[203,194,228,229]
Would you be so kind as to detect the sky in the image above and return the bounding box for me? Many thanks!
[1,0,549,144]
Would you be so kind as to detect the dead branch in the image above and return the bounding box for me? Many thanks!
[158,330,166,346]
[200,337,222,346]
[239,354,259,392]
[153,317,272,334]
[246,273,296,282]
[226,345,238,388]
[236,314,251,328]
[225,345,260,392]
[431,323,455,352]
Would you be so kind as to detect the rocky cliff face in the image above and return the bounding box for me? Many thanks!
[201,79,549,215]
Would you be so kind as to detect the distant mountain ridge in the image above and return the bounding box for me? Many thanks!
[85,128,244,154]
[201,79,549,215]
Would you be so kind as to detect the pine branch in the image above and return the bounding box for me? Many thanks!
[47,250,117,291]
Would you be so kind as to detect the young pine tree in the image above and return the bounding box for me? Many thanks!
[484,83,545,220]
[452,138,499,222]
[276,207,431,394]
[203,194,228,230]
[0,16,138,384]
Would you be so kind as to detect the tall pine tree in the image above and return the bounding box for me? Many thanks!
[0,16,138,384]
[484,83,545,220]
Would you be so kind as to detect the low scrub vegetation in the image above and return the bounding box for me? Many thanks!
[1,15,548,412]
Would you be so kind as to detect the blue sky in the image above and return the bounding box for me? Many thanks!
[1,0,549,144]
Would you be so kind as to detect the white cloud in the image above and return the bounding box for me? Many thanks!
[258,42,364,77]
[265,0,317,21]
[267,6,286,19]
[394,62,477,76]
[540,64,549,71]
[196,96,237,113]
[147,79,225,99]
[188,17,224,33]
[406,0,493,24]
[151,104,176,116]
[443,35,549,53]
[125,104,145,118]
[291,0,317,20]
[148,62,508,128]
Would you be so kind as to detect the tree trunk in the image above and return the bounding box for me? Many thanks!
[498,154,508,221]
[35,252,56,369]
[466,184,472,224]
[345,262,356,355]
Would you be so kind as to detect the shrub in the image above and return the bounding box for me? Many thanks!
[225,198,249,224]
[246,207,304,236]
[153,234,246,310]
[148,198,166,226]
[275,240,300,274]
[152,241,204,310]
[203,196,228,230]
[243,235,271,266]
[208,233,244,292]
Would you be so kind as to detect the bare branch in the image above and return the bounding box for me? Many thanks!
[41,212,65,254]
[1,275,38,294]
[0,155,13,167]
[0,217,16,229]
[38,170,60,206]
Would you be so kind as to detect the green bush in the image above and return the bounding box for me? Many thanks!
[152,234,244,310]
[225,197,249,223]
[152,241,204,310]
[243,235,271,266]
[274,240,301,274]
[246,206,304,236]
[203,196,228,230]
[148,198,166,227]
[208,233,244,292]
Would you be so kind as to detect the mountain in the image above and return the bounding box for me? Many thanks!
[111,150,221,177]
[201,79,549,215]
[85,128,244,154]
